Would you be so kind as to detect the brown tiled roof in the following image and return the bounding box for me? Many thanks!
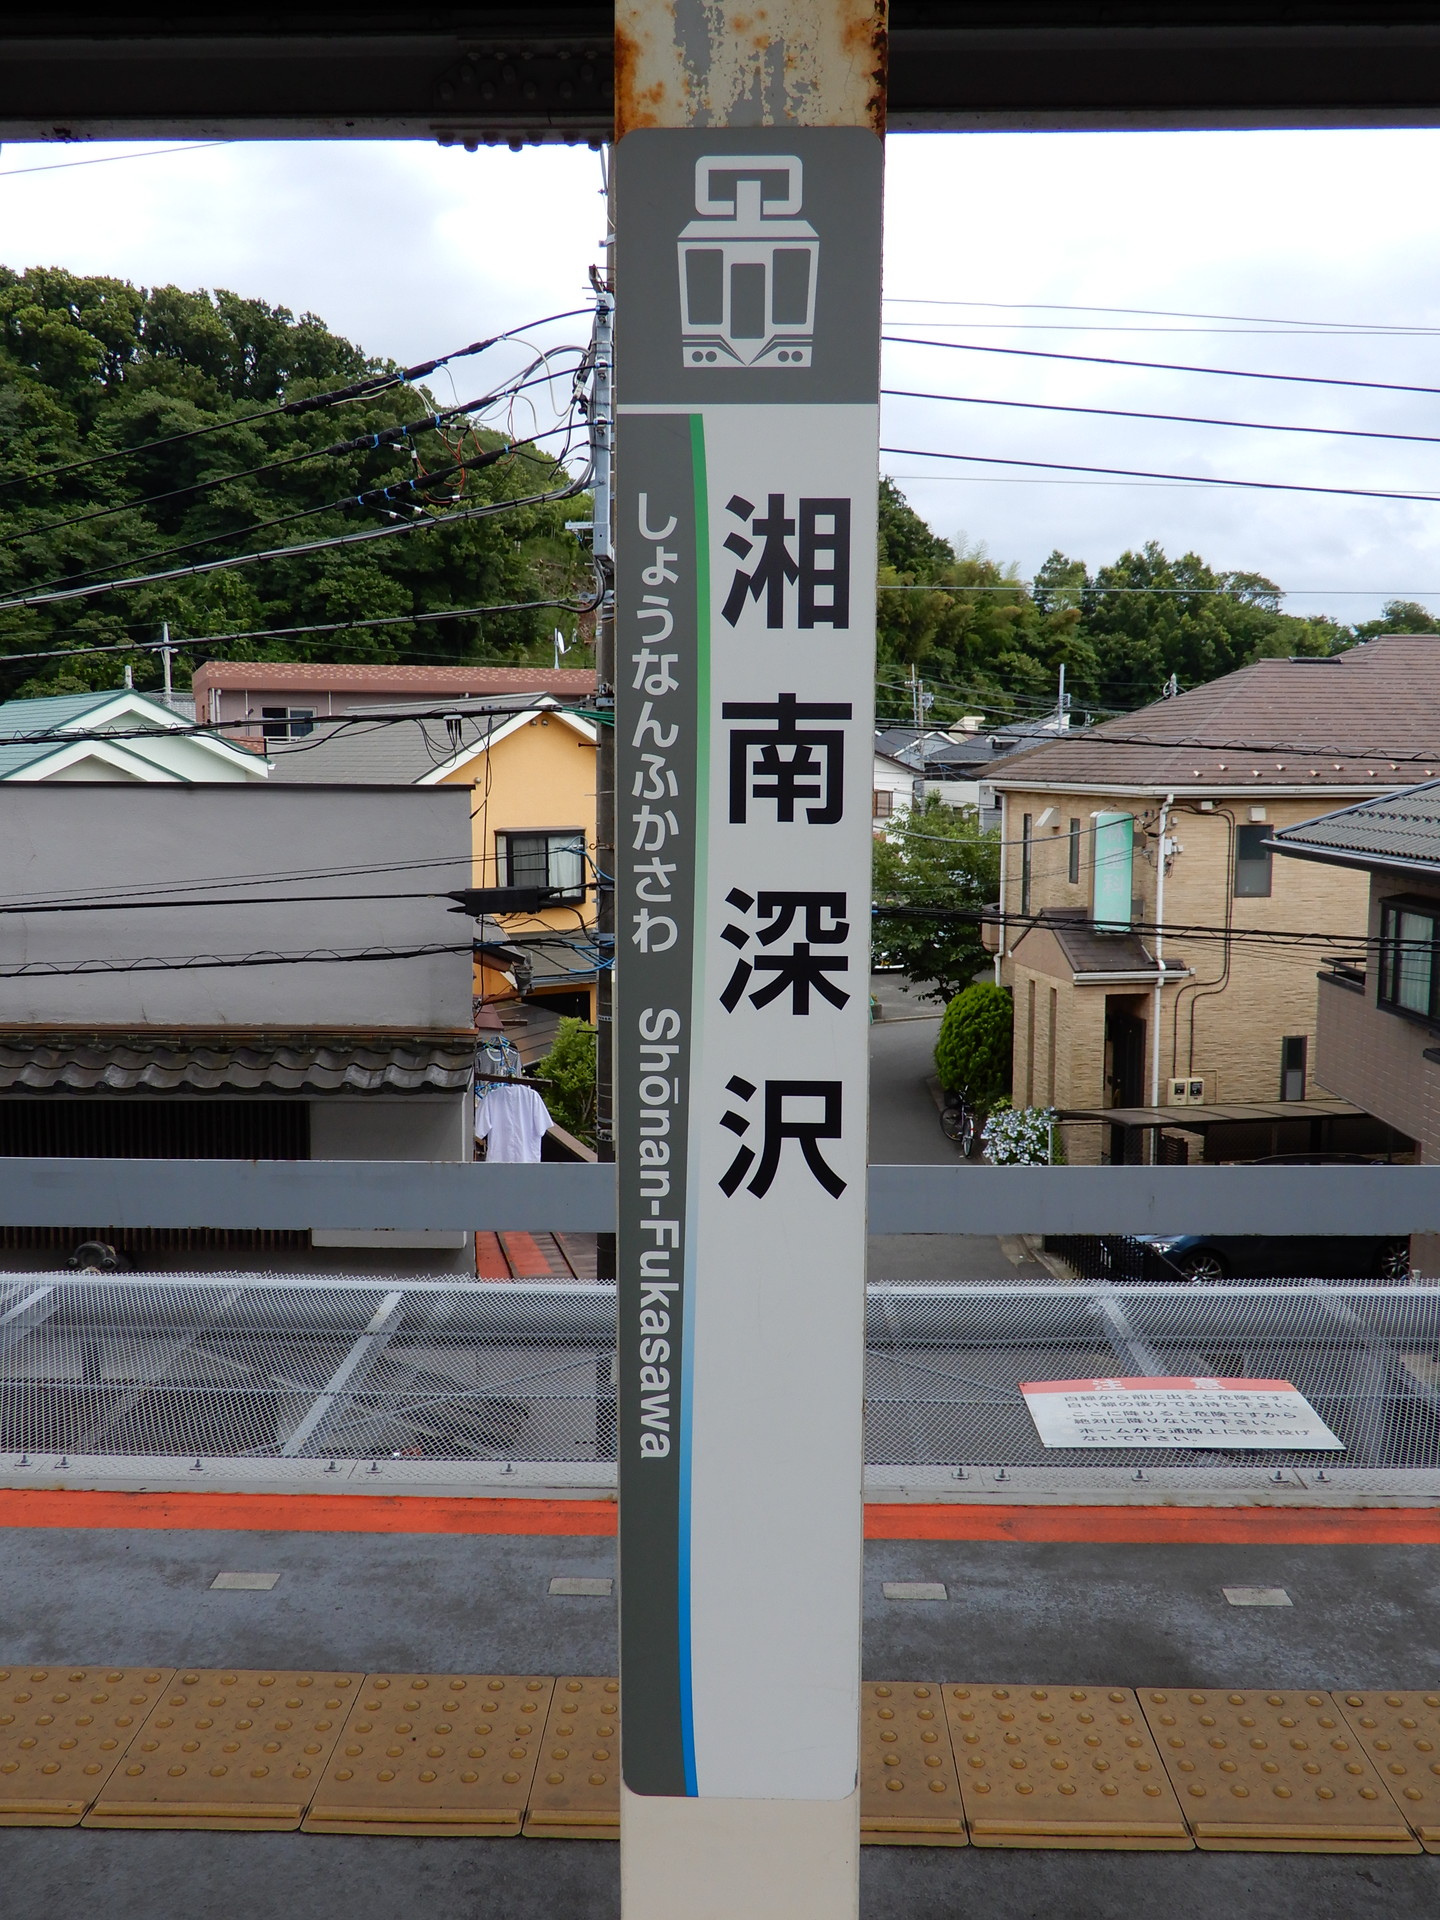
[191,662,596,697]
[0,1033,476,1094]
[990,636,1440,792]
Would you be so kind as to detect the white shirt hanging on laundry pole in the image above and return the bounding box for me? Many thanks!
[474,1082,552,1163]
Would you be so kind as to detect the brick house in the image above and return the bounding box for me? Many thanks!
[988,637,1440,1162]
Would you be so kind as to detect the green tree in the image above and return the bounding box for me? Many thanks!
[1038,542,1342,711]
[935,983,1013,1104]
[537,1018,597,1146]
[872,795,1000,1000]
[875,482,1089,729]
[1354,599,1440,639]
[0,268,594,697]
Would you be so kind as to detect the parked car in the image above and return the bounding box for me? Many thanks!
[1136,1231,1411,1284]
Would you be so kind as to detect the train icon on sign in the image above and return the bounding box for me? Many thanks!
[678,154,818,370]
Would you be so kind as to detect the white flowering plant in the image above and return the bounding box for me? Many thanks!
[982,1100,1061,1166]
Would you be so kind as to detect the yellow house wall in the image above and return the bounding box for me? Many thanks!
[439,714,598,1014]
[997,787,1370,1149]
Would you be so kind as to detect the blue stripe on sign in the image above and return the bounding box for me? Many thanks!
[677,410,708,1798]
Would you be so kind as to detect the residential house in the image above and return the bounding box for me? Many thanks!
[0,782,476,1266]
[190,661,596,744]
[0,689,266,783]
[877,714,1058,824]
[266,694,600,1034]
[1273,782,1440,1163]
[873,747,919,830]
[989,636,1440,1163]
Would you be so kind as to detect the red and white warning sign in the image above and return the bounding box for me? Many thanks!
[1019,1376,1344,1451]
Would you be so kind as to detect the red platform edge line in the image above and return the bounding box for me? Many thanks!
[2,1489,1440,1543]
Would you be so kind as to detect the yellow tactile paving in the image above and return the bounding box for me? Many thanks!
[15,1656,1440,1854]
[945,1686,1191,1849]
[860,1682,967,1845]
[83,1669,361,1831]
[522,1675,621,1839]
[0,1666,174,1827]
[1332,1692,1440,1851]
[1139,1689,1420,1853]
[302,1673,554,1836]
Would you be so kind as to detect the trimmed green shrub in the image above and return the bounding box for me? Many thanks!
[934,981,1012,1106]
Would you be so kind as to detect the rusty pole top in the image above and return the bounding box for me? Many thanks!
[615,0,888,137]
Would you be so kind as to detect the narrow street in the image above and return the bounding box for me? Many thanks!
[866,973,1050,1283]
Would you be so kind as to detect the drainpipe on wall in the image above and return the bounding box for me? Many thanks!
[1150,792,1174,1109]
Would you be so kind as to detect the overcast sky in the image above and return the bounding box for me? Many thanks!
[5,128,1440,628]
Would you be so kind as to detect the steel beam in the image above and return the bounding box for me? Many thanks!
[6,1159,1440,1238]
[9,10,1440,142]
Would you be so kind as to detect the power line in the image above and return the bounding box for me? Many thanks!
[0,940,475,982]
[11,429,572,601]
[0,887,600,919]
[0,458,592,614]
[0,698,601,754]
[0,852,487,911]
[881,332,1440,400]
[0,359,584,551]
[990,727,1440,769]
[0,592,601,672]
[0,308,591,497]
[0,142,230,179]
[880,323,1440,337]
[880,444,1440,507]
[879,583,1428,599]
[882,297,1440,335]
[872,902,1399,956]
[883,387,1440,451]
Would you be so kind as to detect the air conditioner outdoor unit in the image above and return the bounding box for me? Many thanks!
[1167,1077,1206,1106]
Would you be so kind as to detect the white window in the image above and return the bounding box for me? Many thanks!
[497,830,587,902]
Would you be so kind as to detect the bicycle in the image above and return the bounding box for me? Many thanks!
[939,1095,982,1158]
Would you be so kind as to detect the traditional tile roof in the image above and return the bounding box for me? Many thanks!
[989,636,1440,793]
[1272,780,1440,875]
[0,1033,477,1094]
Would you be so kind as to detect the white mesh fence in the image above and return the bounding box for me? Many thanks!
[1,1275,1438,1474]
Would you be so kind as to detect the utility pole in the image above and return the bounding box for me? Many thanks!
[160,620,174,709]
[588,278,616,1283]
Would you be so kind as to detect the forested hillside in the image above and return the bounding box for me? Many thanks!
[0,268,591,699]
[0,267,1423,716]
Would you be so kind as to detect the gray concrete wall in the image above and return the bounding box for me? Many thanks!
[0,784,473,1029]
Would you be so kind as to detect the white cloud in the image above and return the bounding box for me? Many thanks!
[5,127,1440,622]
